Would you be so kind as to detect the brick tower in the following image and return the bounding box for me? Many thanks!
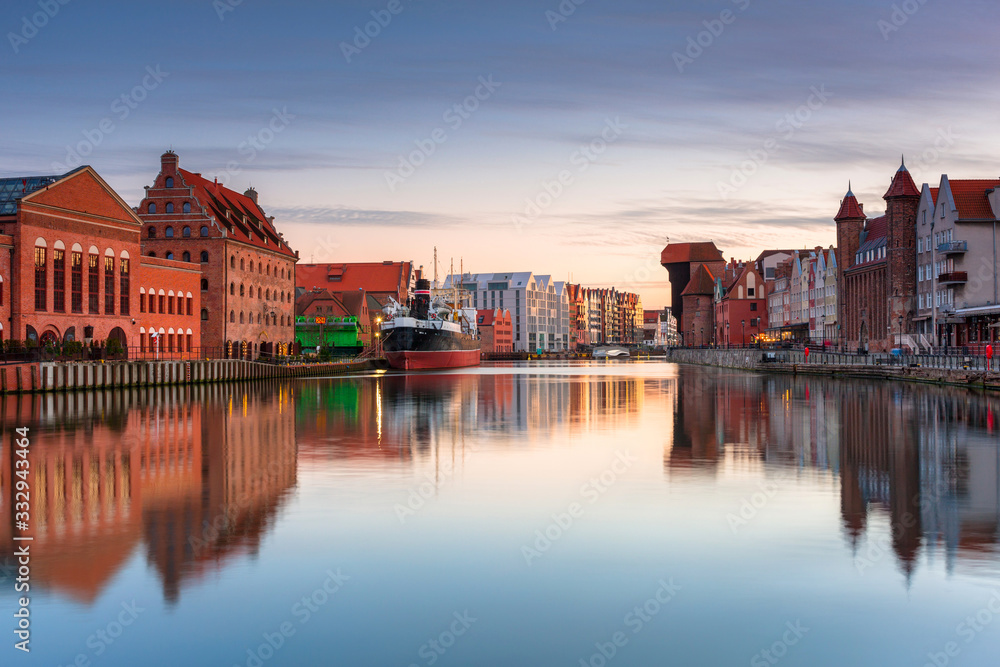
[883,160,920,339]
[834,185,865,348]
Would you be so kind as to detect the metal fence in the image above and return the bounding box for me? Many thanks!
[767,349,997,372]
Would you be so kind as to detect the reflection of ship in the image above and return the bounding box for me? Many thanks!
[380,277,480,371]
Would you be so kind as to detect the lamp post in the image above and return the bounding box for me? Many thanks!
[726,321,730,349]
[741,319,746,348]
[700,327,704,348]
[897,315,902,351]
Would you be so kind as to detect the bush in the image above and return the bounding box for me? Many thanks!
[105,338,125,357]
[62,341,84,356]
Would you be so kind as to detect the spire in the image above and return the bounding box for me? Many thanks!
[846,180,853,197]
[900,154,907,171]
[885,159,920,199]
[835,184,865,221]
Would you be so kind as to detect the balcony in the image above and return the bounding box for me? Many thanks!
[938,271,968,285]
[937,241,968,254]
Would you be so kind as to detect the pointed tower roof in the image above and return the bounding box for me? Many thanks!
[884,158,920,199]
[835,184,865,220]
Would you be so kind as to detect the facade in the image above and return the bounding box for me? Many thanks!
[836,162,920,353]
[661,241,727,343]
[444,272,570,352]
[477,308,513,354]
[914,176,1000,350]
[714,259,767,347]
[295,287,371,347]
[137,256,202,357]
[0,167,199,352]
[137,151,298,359]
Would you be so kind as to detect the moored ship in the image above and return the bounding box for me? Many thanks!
[380,278,481,371]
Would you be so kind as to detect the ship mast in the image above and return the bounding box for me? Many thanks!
[433,246,438,290]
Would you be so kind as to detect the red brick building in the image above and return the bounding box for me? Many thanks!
[0,167,198,351]
[714,259,767,347]
[137,151,298,359]
[137,256,202,357]
[296,261,414,331]
[836,162,920,352]
[477,308,513,354]
[661,242,727,346]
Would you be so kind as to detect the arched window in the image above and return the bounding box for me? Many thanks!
[182,251,191,262]
[201,308,209,321]
[183,202,191,213]
[239,284,245,297]
[165,251,174,260]
[257,287,262,299]
[200,226,209,237]
[201,278,208,291]
[229,283,235,296]
[230,255,235,269]
[240,258,245,270]
[148,226,156,238]
[229,311,235,323]
[165,202,174,213]
[265,289,270,300]
[249,261,254,272]
[148,251,156,257]
[165,176,174,188]
[200,251,209,263]
[266,264,271,276]
[257,313,261,324]
[148,203,156,214]
[240,311,245,324]
[182,226,191,238]
[165,226,174,238]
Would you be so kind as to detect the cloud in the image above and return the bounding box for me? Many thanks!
[272,206,465,228]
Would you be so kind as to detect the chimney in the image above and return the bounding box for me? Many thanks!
[161,150,179,173]
[245,187,258,203]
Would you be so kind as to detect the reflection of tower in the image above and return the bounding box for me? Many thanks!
[667,370,721,470]
[144,382,297,603]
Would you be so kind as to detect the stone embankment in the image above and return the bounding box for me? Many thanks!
[0,358,377,394]
[665,348,1000,391]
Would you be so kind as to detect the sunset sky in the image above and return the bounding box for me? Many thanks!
[3,0,999,308]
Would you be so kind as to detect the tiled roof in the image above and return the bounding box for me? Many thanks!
[296,261,413,296]
[177,169,297,259]
[0,173,64,215]
[849,216,887,270]
[661,241,724,266]
[681,264,716,296]
[884,164,920,198]
[835,191,865,220]
[948,179,1000,219]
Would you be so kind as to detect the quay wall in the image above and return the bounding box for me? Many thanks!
[664,348,1000,391]
[0,359,375,394]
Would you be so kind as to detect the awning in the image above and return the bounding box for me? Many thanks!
[956,305,1000,316]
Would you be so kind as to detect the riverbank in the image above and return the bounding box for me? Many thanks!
[665,348,1000,391]
[0,358,379,394]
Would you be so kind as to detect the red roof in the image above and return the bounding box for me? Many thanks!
[295,288,367,319]
[296,262,412,298]
[177,169,297,259]
[661,242,724,266]
[930,187,939,204]
[865,215,888,240]
[884,165,920,199]
[835,191,865,220]
[681,264,716,296]
[948,179,1000,219]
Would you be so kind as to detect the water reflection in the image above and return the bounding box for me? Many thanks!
[669,369,1000,579]
[0,383,297,605]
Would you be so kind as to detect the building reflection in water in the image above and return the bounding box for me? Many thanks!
[669,368,1000,579]
[294,370,652,465]
[0,383,297,605]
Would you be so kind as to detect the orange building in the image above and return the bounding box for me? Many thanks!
[477,308,513,353]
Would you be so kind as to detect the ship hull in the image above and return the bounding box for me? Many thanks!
[382,323,481,371]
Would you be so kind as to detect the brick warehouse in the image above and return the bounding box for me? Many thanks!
[0,167,198,350]
[835,161,920,353]
[137,151,298,359]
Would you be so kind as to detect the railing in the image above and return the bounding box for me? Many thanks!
[938,271,968,284]
[770,349,997,372]
[937,241,968,254]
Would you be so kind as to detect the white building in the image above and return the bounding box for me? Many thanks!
[444,272,570,352]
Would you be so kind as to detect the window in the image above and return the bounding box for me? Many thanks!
[200,226,209,237]
[140,292,146,312]
[149,294,155,313]
[148,226,156,238]
[182,251,191,262]
[186,296,192,316]
[183,202,191,213]
[200,251,209,263]
[201,308,209,321]
[201,278,208,291]
[182,226,191,238]
[104,256,115,314]
[230,283,235,296]
[187,333,192,350]
[230,311,235,323]
[165,177,174,188]
[166,203,174,213]
[120,257,130,315]
[249,261,254,272]
[34,245,47,311]
[240,258,245,270]
[166,252,174,260]
[240,284,245,297]
[230,255,236,269]
[165,226,174,238]
[88,254,99,313]
[53,249,65,312]
[748,287,755,297]
[168,295,174,315]
[71,251,82,313]
[159,293,165,313]
[750,303,757,312]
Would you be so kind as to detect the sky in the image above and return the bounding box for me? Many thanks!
[2,0,999,308]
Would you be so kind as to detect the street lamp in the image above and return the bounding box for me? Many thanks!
[726,321,730,349]
[700,327,704,348]
[741,319,746,348]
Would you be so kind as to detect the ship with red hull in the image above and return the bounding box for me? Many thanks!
[380,278,481,371]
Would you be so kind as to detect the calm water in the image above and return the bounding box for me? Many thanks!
[2,361,1000,666]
